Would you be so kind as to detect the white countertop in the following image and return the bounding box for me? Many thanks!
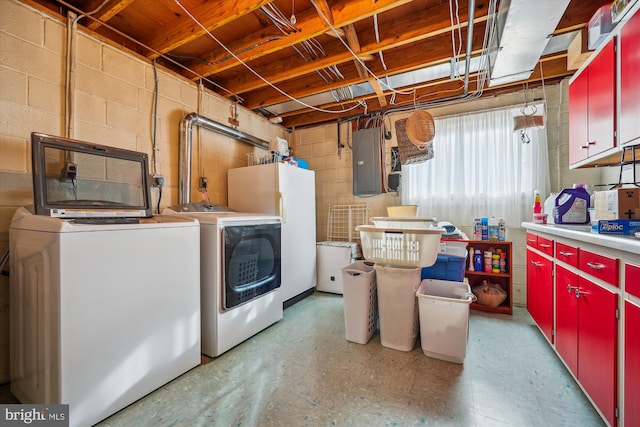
[521,222,640,255]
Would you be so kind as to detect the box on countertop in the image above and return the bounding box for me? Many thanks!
[597,219,640,235]
[593,188,640,220]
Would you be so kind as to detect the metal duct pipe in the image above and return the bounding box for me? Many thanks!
[463,0,476,95]
[179,112,270,204]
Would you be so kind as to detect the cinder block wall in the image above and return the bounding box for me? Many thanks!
[0,0,288,383]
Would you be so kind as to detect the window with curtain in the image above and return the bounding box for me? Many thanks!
[401,104,550,228]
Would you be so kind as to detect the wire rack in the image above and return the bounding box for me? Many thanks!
[327,204,369,243]
[247,151,280,166]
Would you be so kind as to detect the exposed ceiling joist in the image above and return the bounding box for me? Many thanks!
[240,28,490,110]
[85,0,136,31]
[214,1,487,97]
[343,24,387,107]
[27,0,607,129]
[184,0,411,79]
[144,0,273,59]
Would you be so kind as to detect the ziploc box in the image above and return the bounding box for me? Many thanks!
[597,219,640,235]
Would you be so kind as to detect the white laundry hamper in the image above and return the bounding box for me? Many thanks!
[374,265,422,351]
[417,279,476,363]
[342,261,377,344]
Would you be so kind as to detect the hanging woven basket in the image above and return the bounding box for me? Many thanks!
[405,110,435,148]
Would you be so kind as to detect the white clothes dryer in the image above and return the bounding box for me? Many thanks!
[165,203,283,357]
[9,207,201,427]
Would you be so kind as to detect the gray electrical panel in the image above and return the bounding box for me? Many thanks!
[352,127,382,196]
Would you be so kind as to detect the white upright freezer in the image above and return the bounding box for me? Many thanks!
[228,163,316,304]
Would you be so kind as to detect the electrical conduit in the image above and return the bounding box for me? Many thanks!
[179,112,270,204]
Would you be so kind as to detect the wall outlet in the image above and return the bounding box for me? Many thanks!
[151,174,165,188]
[62,162,77,180]
[199,176,208,191]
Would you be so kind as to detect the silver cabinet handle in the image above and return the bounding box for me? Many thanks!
[587,262,605,270]
[574,288,591,298]
[567,284,577,292]
[559,251,574,257]
[580,141,596,149]
[530,261,542,267]
[540,243,552,248]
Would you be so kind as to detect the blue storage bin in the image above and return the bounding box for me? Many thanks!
[421,254,466,282]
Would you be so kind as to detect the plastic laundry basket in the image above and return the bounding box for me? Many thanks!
[342,261,377,344]
[417,279,476,364]
[374,264,422,351]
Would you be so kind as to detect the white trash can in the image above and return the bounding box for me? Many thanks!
[342,261,377,344]
[417,279,476,363]
[374,265,422,351]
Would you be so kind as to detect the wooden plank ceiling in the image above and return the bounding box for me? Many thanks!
[28,0,607,129]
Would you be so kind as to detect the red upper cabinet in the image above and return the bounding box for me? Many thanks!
[569,69,590,164]
[619,9,640,146]
[587,38,616,157]
[569,37,616,165]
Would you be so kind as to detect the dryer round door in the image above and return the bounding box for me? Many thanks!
[222,222,281,310]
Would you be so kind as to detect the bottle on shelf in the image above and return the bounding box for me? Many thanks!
[499,252,507,273]
[474,248,482,272]
[492,253,500,273]
[473,218,482,240]
[498,218,506,241]
[488,216,499,241]
[468,247,475,271]
[484,250,493,272]
[481,217,489,240]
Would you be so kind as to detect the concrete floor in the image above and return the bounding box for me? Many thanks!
[1,292,605,426]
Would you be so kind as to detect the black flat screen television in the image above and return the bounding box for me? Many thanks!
[30,132,153,219]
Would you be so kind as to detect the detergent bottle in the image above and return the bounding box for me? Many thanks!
[554,183,590,224]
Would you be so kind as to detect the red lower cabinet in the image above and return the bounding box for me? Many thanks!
[577,276,618,427]
[526,231,626,424]
[625,300,640,426]
[554,267,617,425]
[555,265,579,376]
[526,249,554,342]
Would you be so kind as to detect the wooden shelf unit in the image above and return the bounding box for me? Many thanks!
[463,240,513,315]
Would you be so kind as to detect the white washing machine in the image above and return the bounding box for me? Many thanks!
[165,203,283,357]
[9,208,201,427]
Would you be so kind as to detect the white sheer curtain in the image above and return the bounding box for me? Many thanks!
[401,104,550,228]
